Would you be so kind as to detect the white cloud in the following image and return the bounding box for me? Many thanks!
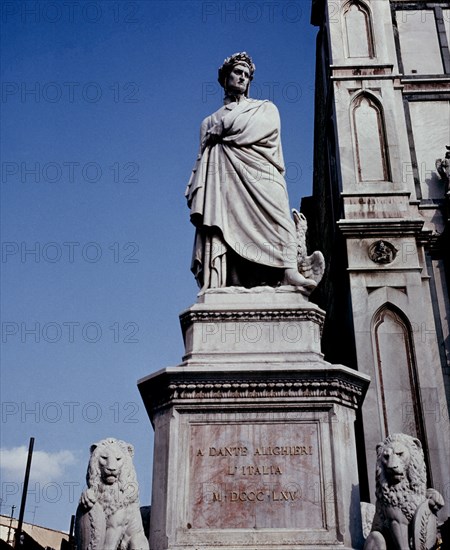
[0,446,77,483]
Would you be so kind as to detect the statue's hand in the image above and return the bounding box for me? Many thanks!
[80,487,98,510]
[205,122,223,146]
[426,488,444,514]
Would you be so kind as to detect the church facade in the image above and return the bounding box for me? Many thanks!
[306,0,450,520]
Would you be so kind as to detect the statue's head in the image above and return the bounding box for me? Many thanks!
[218,52,255,97]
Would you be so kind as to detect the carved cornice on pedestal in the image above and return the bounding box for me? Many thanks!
[180,308,326,332]
[138,366,370,423]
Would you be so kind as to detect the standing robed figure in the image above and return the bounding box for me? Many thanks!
[186,52,316,292]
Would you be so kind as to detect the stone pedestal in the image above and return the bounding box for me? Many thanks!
[138,289,370,550]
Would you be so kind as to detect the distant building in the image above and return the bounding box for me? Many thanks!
[0,515,69,550]
[306,0,450,522]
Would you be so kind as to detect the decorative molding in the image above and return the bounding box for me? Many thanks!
[341,191,411,197]
[401,76,450,84]
[331,64,393,71]
[347,268,423,274]
[180,308,326,330]
[331,65,394,80]
[401,76,450,96]
[166,379,362,406]
[139,368,370,420]
[338,218,425,237]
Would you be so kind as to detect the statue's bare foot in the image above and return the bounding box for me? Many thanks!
[283,268,317,289]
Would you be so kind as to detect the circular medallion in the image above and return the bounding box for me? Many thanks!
[368,240,397,264]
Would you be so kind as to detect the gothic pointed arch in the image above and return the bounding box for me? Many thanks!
[342,0,375,58]
[351,92,391,182]
[371,304,425,444]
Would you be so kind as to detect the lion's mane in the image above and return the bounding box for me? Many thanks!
[87,438,140,518]
[375,433,427,522]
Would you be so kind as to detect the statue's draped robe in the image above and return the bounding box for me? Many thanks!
[186,98,297,289]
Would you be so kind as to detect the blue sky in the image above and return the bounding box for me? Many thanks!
[0,0,318,532]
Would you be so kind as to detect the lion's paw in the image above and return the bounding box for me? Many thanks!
[80,487,97,509]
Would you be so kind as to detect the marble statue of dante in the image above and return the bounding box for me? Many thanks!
[185,52,318,293]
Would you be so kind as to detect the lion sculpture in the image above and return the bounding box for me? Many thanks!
[75,438,149,550]
[364,433,444,550]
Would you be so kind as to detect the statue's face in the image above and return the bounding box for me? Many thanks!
[226,63,250,95]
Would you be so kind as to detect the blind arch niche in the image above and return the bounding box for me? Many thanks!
[343,1,375,58]
[352,93,390,182]
[372,304,425,441]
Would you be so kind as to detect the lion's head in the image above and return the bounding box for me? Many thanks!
[88,438,132,485]
[375,433,427,521]
[86,438,140,514]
